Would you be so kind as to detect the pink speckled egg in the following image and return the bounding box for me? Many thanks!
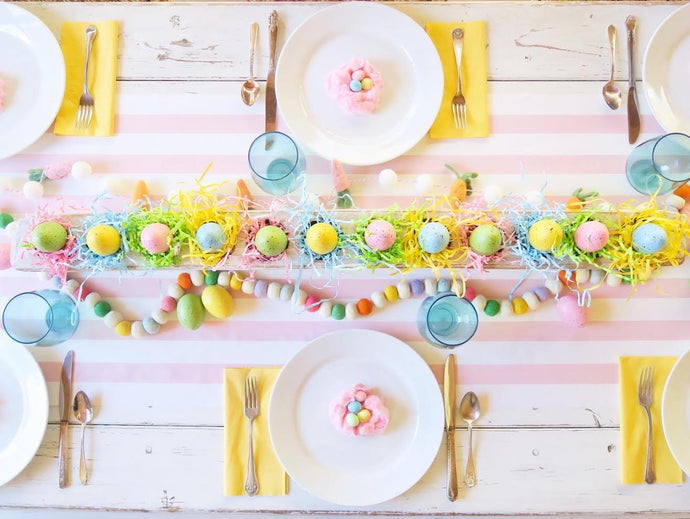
[140,223,171,254]
[364,219,396,251]
[574,221,609,253]
[556,295,588,327]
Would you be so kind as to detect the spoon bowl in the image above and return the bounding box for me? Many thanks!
[241,22,261,106]
[603,25,622,110]
[73,390,94,484]
[460,391,481,487]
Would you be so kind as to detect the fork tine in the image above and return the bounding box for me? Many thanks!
[462,106,468,129]
[244,376,249,406]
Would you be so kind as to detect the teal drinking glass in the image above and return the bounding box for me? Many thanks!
[626,133,690,195]
[2,289,79,346]
[417,292,478,348]
[248,131,306,196]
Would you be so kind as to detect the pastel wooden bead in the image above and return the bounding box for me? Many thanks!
[305,295,321,312]
[267,282,282,299]
[499,299,514,317]
[331,303,346,320]
[464,285,476,301]
[130,321,146,338]
[409,279,425,296]
[575,269,590,285]
[437,278,452,293]
[241,279,256,294]
[205,270,219,286]
[115,321,132,337]
[319,300,333,318]
[664,194,685,210]
[177,273,193,290]
[470,294,487,313]
[512,297,529,315]
[167,283,185,299]
[151,309,169,325]
[534,286,551,301]
[253,280,268,298]
[104,310,124,328]
[160,296,177,312]
[84,292,101,308]
[143,316,161,334]
[383,285,399,302]
[93,301,111,317]
[345,303,358,320]
[296,289,308,306]
[217,271,231,287]
[230,272,245,291]
[371,291,386,308]
[606,273,622,287]
[484,299,500,316]
[74,285,91,302]
[356,298,374,315]
[545,278,563,296]
[396,281,411,299]
[589,269,604,285]
[190,270,205,287]
[424,278,437,296]
[62,279,79,295]
[279,284,294,301]
[522,291,540,310]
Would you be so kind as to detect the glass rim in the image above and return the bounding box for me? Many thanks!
[425,292,478,347]
[652,132,690,182]
[2,291,53,345]
[247,131,301,183]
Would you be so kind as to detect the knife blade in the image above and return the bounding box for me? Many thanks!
[265,10,278,134]
[58,350,74,488]
[444,354,458,501]
[626,15,640,144]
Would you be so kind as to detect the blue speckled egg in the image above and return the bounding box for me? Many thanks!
[418,222,450,254]
[195,222,226,253]
[347,400,362,413]
[632,223,668,254]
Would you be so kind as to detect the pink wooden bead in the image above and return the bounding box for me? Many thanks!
[305,295,321,312]
[161,296,177,312]
[464,285,476,301]
[74,285,92,302]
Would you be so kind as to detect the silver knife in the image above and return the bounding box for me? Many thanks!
[265,10,278,134]
[58,350,74,488]
[626,16,640,145]
[444,354,458,501]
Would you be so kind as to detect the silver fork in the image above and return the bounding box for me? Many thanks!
[638,365,656,484]
[451,28,467,130]
[243,376,259,496]
[76,25,97,131]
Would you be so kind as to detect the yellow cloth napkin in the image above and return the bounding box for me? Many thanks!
[54,21,119,136]
[426,21,489,139]
[619,356,683,484]
[223,367,288,496]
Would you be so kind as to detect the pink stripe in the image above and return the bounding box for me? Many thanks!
[38,360,617,385]
[490,114,663,134]
[115,114,264,134]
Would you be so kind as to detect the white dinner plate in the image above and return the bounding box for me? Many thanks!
[275,2,443,166]
[0,3,66,160]
[269,329,443,506]
[0,341,49,487]
[642,3,690,134]
[662,349,690,474]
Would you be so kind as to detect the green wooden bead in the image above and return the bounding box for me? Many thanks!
[0,213,13,229]
[94,300,112,318]
[331,303,346,320]
[205,270,219,285]
[484,299,500,316]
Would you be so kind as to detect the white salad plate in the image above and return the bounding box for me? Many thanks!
[0,3,65,160]
[275,2,443,166]
[643,3,690,135]
[0,341,49,487]
[661,348,690,474]
[269,329,444,506]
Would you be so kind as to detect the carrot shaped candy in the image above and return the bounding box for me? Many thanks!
[565,187,598,211]
[236,178,253,210]
[132,180,151,209]
[444,163,477,208]
[331,160,353,208]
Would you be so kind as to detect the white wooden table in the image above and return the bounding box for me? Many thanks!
[1,1,690,517]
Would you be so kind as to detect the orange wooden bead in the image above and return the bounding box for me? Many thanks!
[177,273,193,290]
[356,298,374,316]
[673,183,690,200]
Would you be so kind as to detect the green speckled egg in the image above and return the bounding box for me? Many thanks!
[31,222,68,252]
[255,225,288,257]
[176,294,205,330]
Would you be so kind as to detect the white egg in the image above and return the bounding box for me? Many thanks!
[415,174,431,194]
[22,181,44,199]
[525,190,544,205]
[378,168,398,187]
[483,185,504,204]
[71,161,93,179]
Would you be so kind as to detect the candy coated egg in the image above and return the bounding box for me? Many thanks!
[352,70,366,81]
[140,222,171,254]
[345,413,360,427]
[86,224,121,256]
[357,408,371,423]
[574,221,609,252]
[556,295,588,327]
[418,222,450,254]
[255,225,288,257]
[347,400,363,413]
[201,285,235,319]
[305,222,338,255]
[195,222,226,253]
[469,224,503,256]
[528,219,563,252]
[349,79,362,92]
[364,219,396,251]
[361,77,374,90]
[177,293,205,330]
[355,390,367,402]
[31,221,67,252]
[632,223,668,254]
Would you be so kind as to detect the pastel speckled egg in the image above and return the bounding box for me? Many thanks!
[364,219,396,251]
[632,223,668,255]
[176,293,205,330]
[201,285,234,319]
[556,295,588,327]
[255,225,288,257]
[140,222,171,254]
[31,221,68,252]
[528,219,563,252]
[305,222,338,255]
[86,224,121,256]
[195,222,226,253]
[469,224,503,256]
[418,222,450,254]
[574,221,609,253]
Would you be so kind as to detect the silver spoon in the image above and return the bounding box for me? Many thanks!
[460,391,481,487]
[241,22,260,106]
[602,25,622,110]
[73,391,94,485]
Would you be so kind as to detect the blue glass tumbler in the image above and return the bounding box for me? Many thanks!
[626,132,690,195]
[417,292,479,348]
[248,131,306,196]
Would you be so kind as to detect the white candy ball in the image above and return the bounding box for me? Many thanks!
[606,273,622,287]
[424,278,437,296]
[104,310,124,328]
[267,282,282,300]
[23,181,44,199]
[296,289,308,306]
[62,279,80,295]
[217,271,231,287]
[499,299,514,317]
[415,174,431,194]
[241,279,255,294]
[151,309,169,325]
[589,269,604,285]
[4,221,17,237]
[319,300,333,318]
[71,161,93,179]
[379,168,398,187]
[131,321,147,339]
[84,292,102,308]
[396,281,411,299]
[471,294,487,313]
[483,185,504,204]
[102,175,128,195]
[190,270,205,287]
[522,292,540,310]
[371,291,386,308]
[525,190,545,205]
[345,302,358,320]
[167,283,185,299]
[575,269,590,285]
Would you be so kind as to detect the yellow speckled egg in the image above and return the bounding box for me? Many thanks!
[201,285,235,319]
[305,222,338,255]
[86,224,122,256]
[528,219,563,252]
